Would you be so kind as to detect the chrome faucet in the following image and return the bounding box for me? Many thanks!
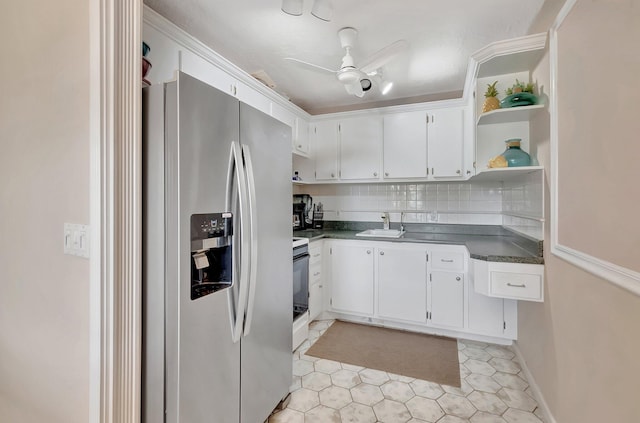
[381,212,390,230]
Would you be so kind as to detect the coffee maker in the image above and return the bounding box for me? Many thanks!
[292,194,312,229]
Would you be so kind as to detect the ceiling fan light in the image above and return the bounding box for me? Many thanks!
[360,78,372,91]
[380,80,393,95]
[311,0,333,21]
[281,0,303,16]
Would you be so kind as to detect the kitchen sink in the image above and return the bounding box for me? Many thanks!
[355,229,405,238]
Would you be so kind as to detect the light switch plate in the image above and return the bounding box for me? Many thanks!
[64,223,90,258]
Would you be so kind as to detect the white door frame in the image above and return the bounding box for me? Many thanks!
[90,0,142,421]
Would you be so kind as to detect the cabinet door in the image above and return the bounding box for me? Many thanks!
[308,281,323,321]
[270,102,296,153]
[235,79,271,115]
[180,50,272,116]
[428,271,464,329]
[179,49,237,96]
[312,121,339,180]
[468,279,505,337]
[308,244,323,321]
[339,117,382,180]
[377,246,427,323]
[383,111,428,178]
[329,244,374,315]
[294,117,310,156]
[427,108,465,178]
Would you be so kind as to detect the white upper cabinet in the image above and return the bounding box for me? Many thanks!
[179,49,236,95]
[339,116,382,180]
[382,107,466,181]
[312,121,339,180]
[308,105,468,183]
[383,111,428,179]
[179,49,272,115]
[270,102,303,156]
[234,79,271,115]
[427,108,465,179]
[294,117,310,156]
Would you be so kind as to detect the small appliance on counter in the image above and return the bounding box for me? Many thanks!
[293,194,313,229]
[312,202,324,229]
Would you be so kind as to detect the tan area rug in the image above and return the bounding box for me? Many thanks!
[306,321,460,387]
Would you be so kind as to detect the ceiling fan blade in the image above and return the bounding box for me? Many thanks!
[284,57,338,74]
[359,40,409,74]
[344,82,365,98]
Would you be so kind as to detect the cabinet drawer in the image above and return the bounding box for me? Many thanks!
[431,251,464,271]
[490,271,542,301]
[310,263,322,284]
[309,243,322,265]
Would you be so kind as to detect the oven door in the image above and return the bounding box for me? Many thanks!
[293,245,309,320]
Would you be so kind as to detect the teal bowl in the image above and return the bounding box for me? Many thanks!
[142,42,150,57]
[500,92,537,108]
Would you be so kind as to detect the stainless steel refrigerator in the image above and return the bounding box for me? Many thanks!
[142,71,292,423]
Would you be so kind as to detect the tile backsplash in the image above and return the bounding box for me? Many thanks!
[294,176,544,240]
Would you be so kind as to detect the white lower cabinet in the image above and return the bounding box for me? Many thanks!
[427,248,466,330]
[377,245,428,323]
[428,271,464,329]
[325,239,517,341]
[329,242,374,315]
[308,240,324,321]
[468,283,505,335]
[467,281,518,339]
[472,259,544,302]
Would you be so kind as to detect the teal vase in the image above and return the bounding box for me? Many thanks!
[502,139,531,167]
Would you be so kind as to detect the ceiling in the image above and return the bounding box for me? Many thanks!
[144,0,546,115]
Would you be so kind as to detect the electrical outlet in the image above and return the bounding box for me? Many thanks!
[64,223,90,258]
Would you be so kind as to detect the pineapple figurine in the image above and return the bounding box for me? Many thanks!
[482,81,500,113]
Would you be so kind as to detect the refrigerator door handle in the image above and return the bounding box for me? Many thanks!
[241,144,258,337]
[226,141,250,343]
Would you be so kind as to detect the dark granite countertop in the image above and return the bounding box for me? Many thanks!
[294,222,544,265]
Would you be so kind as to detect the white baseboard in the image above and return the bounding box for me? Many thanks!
[512,342,557,423]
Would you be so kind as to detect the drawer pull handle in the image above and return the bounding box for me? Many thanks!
[313,272,320,276]
[507,283,526,288]
[313,254,321,258]
[456,276,461,281]
[441,259,454,263]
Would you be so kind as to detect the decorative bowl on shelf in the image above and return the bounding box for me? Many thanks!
[142,41,150,57]
[142,57,152,78]
[500,92,537,108]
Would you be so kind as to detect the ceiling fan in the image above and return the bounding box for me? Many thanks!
[285,27,408,98]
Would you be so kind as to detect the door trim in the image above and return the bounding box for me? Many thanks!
[90,0,142,421]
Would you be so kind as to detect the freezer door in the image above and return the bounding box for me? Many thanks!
[165,72,242,423]
[239,103,293,423]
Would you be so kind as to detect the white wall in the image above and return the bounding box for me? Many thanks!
[0,1,90,422]
[517,1,640,421]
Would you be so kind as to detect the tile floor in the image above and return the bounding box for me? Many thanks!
[269,320,545,423]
